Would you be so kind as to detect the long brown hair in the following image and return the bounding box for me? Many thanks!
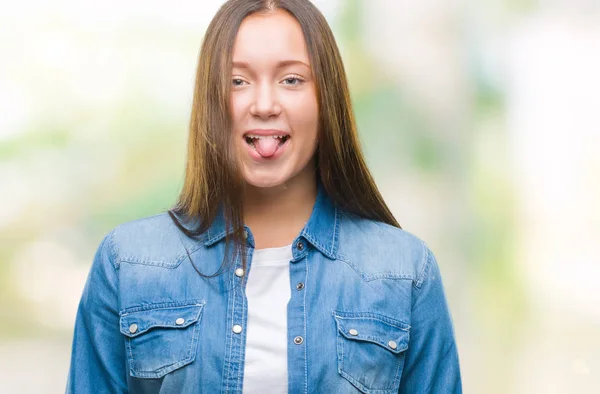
[169,0,400,277]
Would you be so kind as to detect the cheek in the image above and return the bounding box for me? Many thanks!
[288,93,319,131]
[229,95,246,128]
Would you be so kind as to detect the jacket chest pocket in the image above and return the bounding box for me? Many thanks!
[119,301,205,379]
[333,311,410,394]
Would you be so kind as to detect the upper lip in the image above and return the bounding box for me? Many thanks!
[243,129,290,137]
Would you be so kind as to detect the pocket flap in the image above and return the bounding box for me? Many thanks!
[333,312,410,354]
[120,302,205,338]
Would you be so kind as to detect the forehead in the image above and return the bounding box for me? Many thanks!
[232,9,310,65]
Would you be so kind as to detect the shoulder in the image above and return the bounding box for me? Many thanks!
[105,212,202,268]
[336,211,433,287]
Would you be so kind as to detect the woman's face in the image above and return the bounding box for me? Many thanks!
[230,9,319,189]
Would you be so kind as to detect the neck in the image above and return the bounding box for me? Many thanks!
[243,166,318,249]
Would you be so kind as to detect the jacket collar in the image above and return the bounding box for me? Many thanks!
[203,182,340,260]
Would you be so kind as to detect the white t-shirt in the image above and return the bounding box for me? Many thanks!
[242,244,293,394]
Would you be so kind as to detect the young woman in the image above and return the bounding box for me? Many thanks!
[66,1,462,393]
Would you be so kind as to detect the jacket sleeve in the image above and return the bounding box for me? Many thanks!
[398,245,462,394]
[66,230,128,393]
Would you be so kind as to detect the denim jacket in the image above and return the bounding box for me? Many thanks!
[66,185,461,393]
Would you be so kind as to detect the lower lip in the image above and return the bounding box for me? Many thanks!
[244,137,290,161]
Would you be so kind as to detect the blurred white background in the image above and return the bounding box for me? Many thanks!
[1,0,599,392]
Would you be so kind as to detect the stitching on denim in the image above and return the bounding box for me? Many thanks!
[186,318,200,374]
[111,212,199,268]
[134,358,188,379]
[336,254,417,283]
[415,241,429,289]
[120,300,205,315]
[334,312,402,393]
[339,321,344,377]
[173,241,204,265]
[120,240,204,269]
[333,311,410,331]
[224,291,233,394]
[126,321,201,378]
[330,206,339,256]
[118,237,204,268]
[237,247,249,392]
[301,231,333,259]
[335,254,366,280]
[119,259,181,269]
[331,311,341,369]
[205,229,227,246]
[119,302,205,341]
[107,229,119,270]
[303,254,308,394]
[298,206,339,260]
[224,260,236,394]
[391,352,406,387]
[236,263,247,393]
[334,310,404,394]
[341,333,408,352]
[338,369,370,393]
[340,369,398,393]
[125,338,134,375]
[338,358,399,393]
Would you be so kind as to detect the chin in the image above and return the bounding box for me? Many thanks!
[242,170,291,189]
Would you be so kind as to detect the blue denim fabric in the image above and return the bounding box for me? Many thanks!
[66,185,461,393]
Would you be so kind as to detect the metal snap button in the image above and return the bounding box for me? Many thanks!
[348,329,358,336]
[296,282,304,290]
[296,241,304,251]
[235,268,244,277]
[388,340,398,350]
[232,324,243,334]
[129,323,138,334]
[175,318,185,325]
[243,230,248,239]
[293,336,304,345]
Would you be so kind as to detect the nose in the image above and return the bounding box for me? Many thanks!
[249,81,281,119]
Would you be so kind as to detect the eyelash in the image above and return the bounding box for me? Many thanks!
[231,76,247,86]
[282,75,304,85]
[231,75,305,87]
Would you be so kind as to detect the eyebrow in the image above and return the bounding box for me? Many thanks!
[232,60,311,69]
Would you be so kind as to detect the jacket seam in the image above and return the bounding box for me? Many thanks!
[332,311,411,331]
[303,254,309,394]
[330,205,339,257]
[414,241,430,289]
[119,300,206,315]
[107,228,120,270]
[336,254,418,283]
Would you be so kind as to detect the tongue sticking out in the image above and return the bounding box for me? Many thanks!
[254,138,280,158]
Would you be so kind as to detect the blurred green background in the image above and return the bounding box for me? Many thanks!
[1,0,599,392]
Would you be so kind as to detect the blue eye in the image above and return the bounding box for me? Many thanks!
[232,78,246,86]
[283,76,303,85]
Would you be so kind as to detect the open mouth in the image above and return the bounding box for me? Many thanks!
[244,134,290,147]
[243,133,291,158]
